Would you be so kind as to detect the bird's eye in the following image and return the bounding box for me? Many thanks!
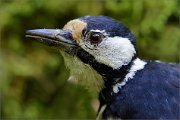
[88,32,102,45]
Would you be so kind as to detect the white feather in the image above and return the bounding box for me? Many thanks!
[113,58,147,93]
[96,104,107,120]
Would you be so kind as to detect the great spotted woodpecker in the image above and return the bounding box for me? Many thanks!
[26,16,180,119]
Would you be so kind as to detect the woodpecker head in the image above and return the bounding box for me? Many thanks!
[26,16,137,90]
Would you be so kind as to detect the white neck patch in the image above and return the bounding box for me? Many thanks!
[80,36,136,69]
[113,58,147,93]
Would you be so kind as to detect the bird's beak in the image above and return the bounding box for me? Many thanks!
[26,29,76,48]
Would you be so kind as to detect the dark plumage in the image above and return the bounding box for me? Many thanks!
[26,16,180,119]
[101,62,180,119]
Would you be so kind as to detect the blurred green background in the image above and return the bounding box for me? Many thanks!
[0,0,179,119]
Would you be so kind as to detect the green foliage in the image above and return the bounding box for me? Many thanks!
[0,0,179,119]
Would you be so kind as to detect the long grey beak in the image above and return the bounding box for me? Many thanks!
[26,29,76,47]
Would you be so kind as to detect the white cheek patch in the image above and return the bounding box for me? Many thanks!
[81,36,136,69]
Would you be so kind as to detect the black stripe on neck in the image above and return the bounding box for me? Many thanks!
[76,48,137,103]
[76,48,136,80]
[99,56,136,104]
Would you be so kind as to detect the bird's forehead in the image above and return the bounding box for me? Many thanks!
[63,19,87,43]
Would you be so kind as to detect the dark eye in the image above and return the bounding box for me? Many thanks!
[89,32,102,45]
